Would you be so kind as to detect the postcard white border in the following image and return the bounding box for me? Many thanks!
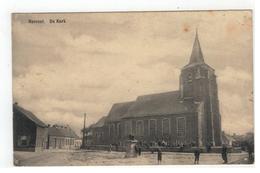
[0,0,258,172]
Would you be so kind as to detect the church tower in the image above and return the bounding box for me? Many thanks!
[179,30,222,146]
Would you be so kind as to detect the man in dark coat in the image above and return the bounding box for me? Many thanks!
[194,147,200,164]
[206,143,212,153]
[138,146,142,156]
[221,145,228,164]
[134,144,138,155]
[247,142,254,164]
[157,148,162,165]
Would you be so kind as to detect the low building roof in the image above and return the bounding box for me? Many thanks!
[92,116,106,128]
[13,103,47,128]
[105,101,135,122]
[48,125,79,138]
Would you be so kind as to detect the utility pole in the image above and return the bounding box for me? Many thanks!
[82,113,86,149]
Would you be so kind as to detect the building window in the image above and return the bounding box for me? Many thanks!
[162,118,170,136]
[187,73,192,83]
[125,120,132,136]
[109,124,115,137]
[54,138,56,148]
[136,120,144,137]
[117,123,122,138]
[149,119,157,137]
[19,135,29,146]
[177,117,186,137]
[195,68,202,79]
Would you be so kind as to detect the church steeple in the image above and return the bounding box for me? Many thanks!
[189,29,204,64]
[179,30,222,147]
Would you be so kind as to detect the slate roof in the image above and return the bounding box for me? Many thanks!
[182,30,214,71]
[13,103,47,128]
[105,101,135,122]
[48,125,79,138]
[124,90,196,118]
[95,90,197,125]
[188,29,204,65]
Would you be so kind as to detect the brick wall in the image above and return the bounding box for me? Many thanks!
[89,113,198,146]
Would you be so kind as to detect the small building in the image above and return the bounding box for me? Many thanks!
[13,103,48,152]
[74,137,82,149]
[47,124,79,150]
[222,131,236,146]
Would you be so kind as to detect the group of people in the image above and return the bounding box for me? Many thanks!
[134,145,162,164]
[194,145,229,164]
[113,137,254,165]
[132,144,230,165]
[151,145,228,165]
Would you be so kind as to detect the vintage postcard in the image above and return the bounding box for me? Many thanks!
[12,11,253,166]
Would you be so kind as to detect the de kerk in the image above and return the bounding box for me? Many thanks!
[85,30,222,147]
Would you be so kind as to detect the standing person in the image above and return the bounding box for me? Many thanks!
[109,144,112,152]
[134,144,138,155]
[138,146,142,156]
[157,148,162,165]
[221,145,228,164]
[194,147,200,164]
[247,142,254,164]
[206,143,210,153]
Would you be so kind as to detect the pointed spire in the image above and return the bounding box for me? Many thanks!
[189,29,204,64]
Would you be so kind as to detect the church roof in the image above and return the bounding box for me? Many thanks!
[13,103,47,128]
[189,30,204,65]
[124,90,196,118]
[105,101,135,122]
[92,116,106,128]
[96,91,197,125]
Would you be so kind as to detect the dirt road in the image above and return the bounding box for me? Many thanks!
[14,150,250,166]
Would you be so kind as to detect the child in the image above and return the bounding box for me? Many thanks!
[194,147,200,164]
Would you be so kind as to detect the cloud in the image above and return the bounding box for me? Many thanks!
[217,66,253,134]
[12,11,253,135]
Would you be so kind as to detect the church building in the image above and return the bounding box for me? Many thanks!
[85,31,222,147]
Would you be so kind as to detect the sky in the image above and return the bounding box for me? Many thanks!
[12,11,253,136]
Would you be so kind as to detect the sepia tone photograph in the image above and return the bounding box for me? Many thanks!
[12,10,254,166]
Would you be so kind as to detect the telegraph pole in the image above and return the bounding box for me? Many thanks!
[82,113,86,148]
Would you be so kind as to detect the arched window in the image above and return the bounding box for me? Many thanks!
[149,119,157,137]
[117,123,122,138]
[162,118,170,135]
[187,73,193,83]
[136,120,144,136]
[195,68,202,79]
[125,121,132,136]
[109,124,115,137]
[177,117,186,137]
